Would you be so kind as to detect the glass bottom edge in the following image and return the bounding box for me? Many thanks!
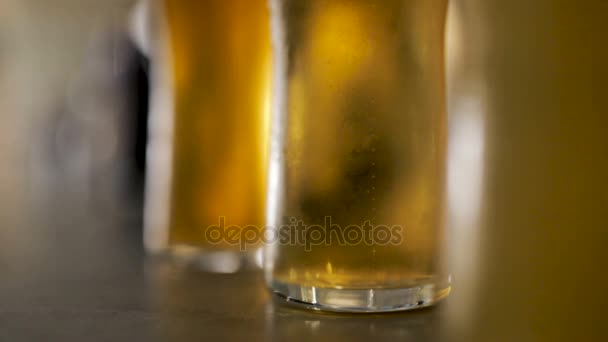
[148,245,263,273]
[269,279,450,313]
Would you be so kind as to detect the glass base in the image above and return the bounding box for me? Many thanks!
[151,245,263,273]
[270,279,450,313]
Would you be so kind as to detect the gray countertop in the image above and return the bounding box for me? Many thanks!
[0,193,444,342]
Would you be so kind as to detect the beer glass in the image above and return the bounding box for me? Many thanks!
[265,0,450,311]
[144,0,272,271]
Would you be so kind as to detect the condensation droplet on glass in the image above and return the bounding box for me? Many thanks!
[326,262,333,274]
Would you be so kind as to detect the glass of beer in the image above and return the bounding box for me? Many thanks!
[144,0,272,271]
[265,0,450,311]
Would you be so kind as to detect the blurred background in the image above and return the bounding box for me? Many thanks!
[0,0,146,220]
[0,2,152,338]
[0,0,606,341]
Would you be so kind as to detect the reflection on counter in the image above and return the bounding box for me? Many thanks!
[267,297,442,342]
[144,258,443,342]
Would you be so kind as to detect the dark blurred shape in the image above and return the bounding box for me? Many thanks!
[93,30,149,180]
[37,27,150,220]
[132,53,150,179]
[121,39,150,183]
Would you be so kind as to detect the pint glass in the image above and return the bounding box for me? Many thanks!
[144,0,272,270]
[265,0,450,311]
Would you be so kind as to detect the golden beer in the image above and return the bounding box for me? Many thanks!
[145,0,272,260]
[266,0,449,311]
